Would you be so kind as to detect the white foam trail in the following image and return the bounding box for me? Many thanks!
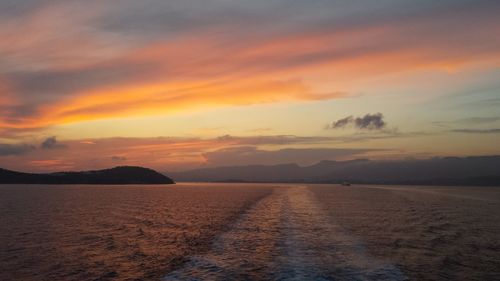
[277,185,407,280]
[163,185,407,280]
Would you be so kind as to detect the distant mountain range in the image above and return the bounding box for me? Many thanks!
[170,156,500,186]
[0,166,175,184]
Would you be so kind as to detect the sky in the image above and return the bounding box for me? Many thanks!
[0,0,499,173]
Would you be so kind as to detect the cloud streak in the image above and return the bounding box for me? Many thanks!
[456,117,500,124]
[0,134,407,172]
[0,143,34,156]
[451,128,500,134]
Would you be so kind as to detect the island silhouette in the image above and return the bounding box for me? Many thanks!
[0,166,174,184]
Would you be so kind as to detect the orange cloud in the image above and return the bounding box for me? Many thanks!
[1,2,499,133]
[29,159,72,169]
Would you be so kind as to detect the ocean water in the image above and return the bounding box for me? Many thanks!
[0,183,499,280]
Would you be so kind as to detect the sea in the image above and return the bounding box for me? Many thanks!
[1,183,499,280]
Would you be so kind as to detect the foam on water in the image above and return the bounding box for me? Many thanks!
[164,185,407,280]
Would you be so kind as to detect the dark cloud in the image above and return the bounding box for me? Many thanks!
[331,116,354,129]
[41,137,66,149]
[329,113,386,130]
[354,113,386,130]
[451,128,500,134]
[0,143,34,156]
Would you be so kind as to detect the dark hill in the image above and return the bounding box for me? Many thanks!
[169,156,500,186]
[0,166,175,184]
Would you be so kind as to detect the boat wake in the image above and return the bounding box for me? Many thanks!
[163,185,407,280]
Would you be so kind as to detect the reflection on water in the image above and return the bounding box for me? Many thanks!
[0,184,272,280]
[1,183,499,280]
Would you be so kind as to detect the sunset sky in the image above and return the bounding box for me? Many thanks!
[0,0,499,173]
